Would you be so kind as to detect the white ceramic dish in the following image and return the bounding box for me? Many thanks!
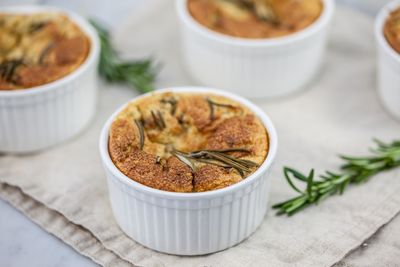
[375,0,400,121]
[99,87,278,255]
[176,0,335,99]
[0,6,100,153]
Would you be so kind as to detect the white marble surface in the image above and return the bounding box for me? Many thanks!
[0,198,98,267]
[0,1,394,267]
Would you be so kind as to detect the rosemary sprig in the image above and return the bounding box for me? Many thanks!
[207,98,237,120]
[173,148,257,176]
[39,43,54,65]
[28,21,48,33]
[177,113,186,126]
[0,59,24,82]
[160,98,178,115]
[192,148,250,154]
[134,119,145,150]
[250,0,279,24]
[151,110,166,130]
[172,151,197,171]
[225,0,279,24]
[273,139,400,216]
[90,20,158,93]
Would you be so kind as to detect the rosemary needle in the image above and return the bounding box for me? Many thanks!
[173,148,258,177]
[273,139,400,216]
[151,110,166,130]
[90,19,158,93]
[225,0,280,24]
[160,98,178,115]
[134,119,145,150]
[207,98,237,120]
[0,59,24,82]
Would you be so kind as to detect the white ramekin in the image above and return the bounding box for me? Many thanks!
[176,0,335,99]
[0,6,100,153]
[99,87,278,255]
[375,0,400,121]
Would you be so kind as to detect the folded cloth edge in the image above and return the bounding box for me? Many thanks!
[0,182,135,267]
[2,179,400,267]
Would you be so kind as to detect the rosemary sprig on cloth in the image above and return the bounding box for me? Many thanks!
[273,140,400,216]
[90,20,157,93]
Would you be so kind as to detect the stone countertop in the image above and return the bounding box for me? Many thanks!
[0,198,98,267]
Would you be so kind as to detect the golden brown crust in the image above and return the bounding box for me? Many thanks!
[109,119,140,163]
[384,7,400,54]
[188,0,323,39]
[108,92,269,193]
[208,115,258,149]
[0,13,90,90]
[194,165,242,192]
[178,95,212,130]
[115,150,193,192]
[109,120,193,192]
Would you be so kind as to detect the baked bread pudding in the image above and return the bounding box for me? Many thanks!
[384,7,400,54]
[0,13,90,90]
[188,0,323,39]
[109,92,269,192]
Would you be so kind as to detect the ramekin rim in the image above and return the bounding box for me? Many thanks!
[0,5,100,97]
[176,0,335,47]
[374,0,400,63]
[99,86,278,200]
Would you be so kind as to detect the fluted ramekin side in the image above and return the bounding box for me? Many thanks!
[0,6,100,153]
[176,0,335,99]
[375,1,400,120]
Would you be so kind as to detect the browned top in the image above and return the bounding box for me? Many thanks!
[108,92,269,193]
[188,0,323,39]
[0,13,90,90]
[384,7,400,54]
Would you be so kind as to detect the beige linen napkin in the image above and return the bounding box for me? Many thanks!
[336,213,400,267]
[1,1,400,266]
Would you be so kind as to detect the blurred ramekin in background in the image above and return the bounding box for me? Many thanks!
[176,0,335,99]
[99,87,278,255]
[0,6,100,153]
[375,0,400,121]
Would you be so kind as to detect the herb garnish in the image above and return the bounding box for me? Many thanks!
[273,140,400,216]
[28,21,48,34]
[226,0,279,24]
[151,110,166,130]
[172,151,197,172]
[251,1,279,24]
[134,119,145,150]
[173,148,258,177]
[39,43,54,65]
[177,113,185,125]
[207,98,237,120]
[0,59,24,82]
[90,20,158,93]
[160,98,178,115]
